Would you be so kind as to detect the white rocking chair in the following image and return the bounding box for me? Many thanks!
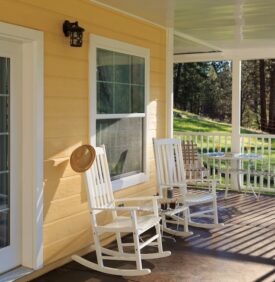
[182,140,210,183]
[72,145,171,276]
[153,138,222,230]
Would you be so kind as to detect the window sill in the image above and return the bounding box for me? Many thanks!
[112,172,148,192]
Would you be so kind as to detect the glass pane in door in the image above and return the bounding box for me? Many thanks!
[0,57,10,249]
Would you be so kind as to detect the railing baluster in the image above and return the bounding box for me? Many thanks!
[261,137,265,192]
[225,135,228,152]
[249,137,253,189]
[254,137,258,190]
[240,136,244,189]
[268,138,271,189]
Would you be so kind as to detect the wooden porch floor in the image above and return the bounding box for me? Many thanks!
[31,192,275,282]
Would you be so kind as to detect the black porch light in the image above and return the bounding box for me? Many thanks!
[63,20,85,47]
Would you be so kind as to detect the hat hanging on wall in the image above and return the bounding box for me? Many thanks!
[70,145,96,173]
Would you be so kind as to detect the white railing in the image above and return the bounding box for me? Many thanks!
[174,131,275,193]
[174,131,231,153]
[240,134,275,192]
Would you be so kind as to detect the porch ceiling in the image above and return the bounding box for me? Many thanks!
[92,0,275,54]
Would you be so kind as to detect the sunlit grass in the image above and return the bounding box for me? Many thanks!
[173,109,275,190]
[174,111,231,133]
[173,109,259,134]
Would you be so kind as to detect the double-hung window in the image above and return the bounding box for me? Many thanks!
[90,35,149,191]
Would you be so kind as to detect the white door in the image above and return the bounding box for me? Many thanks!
[0,40,22,274]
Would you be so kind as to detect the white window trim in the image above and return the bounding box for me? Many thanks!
[89,34,150,191]
[0,22,44,271]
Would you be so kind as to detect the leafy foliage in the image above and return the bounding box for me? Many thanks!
[174,60,275,133]
[174,61,232,123]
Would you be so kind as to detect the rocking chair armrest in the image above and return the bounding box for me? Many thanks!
[160,184,187,189]
[90,206,153,212]
[185,167,209,172]
[115,196,161,202]
[191,179,217,192]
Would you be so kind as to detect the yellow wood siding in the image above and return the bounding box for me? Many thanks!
[0,0,167,265]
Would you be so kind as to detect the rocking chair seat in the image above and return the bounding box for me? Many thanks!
[173,187,216,204]
[96,215,161,234]
[185,193,215,204]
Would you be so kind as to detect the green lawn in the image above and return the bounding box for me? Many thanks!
[173,109,275,179]
[173,109,256,134]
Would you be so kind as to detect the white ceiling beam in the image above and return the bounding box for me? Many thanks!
[174,52,226,63]
[174,47,275,63]
[174,30,223,53]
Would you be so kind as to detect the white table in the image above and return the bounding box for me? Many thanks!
[204,152,264,198]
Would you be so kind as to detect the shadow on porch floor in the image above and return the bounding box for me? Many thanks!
[31,192,275,282]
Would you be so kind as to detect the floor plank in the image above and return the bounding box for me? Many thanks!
[31,192,275,282]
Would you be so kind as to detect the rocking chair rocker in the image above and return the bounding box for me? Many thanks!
[71,145,170,276]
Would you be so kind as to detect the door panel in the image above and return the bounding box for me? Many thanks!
[0,40,22,274]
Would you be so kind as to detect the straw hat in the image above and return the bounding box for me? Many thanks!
[70,144,96,173]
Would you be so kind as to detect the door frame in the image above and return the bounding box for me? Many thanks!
[0,22,44,270]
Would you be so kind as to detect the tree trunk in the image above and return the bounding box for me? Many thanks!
[269,60,275,133]
[174,63,182,109]
[259,60,267,131]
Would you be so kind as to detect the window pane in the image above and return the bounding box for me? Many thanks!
[132,56,145,85]
[132,85,144,113]
[96,118,143,179]
[97,48,145,115]
[97,49,113,82]
[114,84,130,113]
[0,58,10,95]
[0,136,9,171]
[0,210,10,248]
[97,82,113,114]
[114,52,130,84]
[0,97,8,132]
[0,57,9,249]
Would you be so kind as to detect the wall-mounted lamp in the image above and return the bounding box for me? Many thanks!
[63,20,85,47]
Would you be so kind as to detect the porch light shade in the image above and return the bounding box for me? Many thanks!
[63,20,85,47]
[70,145,96,173]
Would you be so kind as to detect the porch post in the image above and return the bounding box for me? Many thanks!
[231,58,241,153]
[231,58,242,190]
[166,27,174,138]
